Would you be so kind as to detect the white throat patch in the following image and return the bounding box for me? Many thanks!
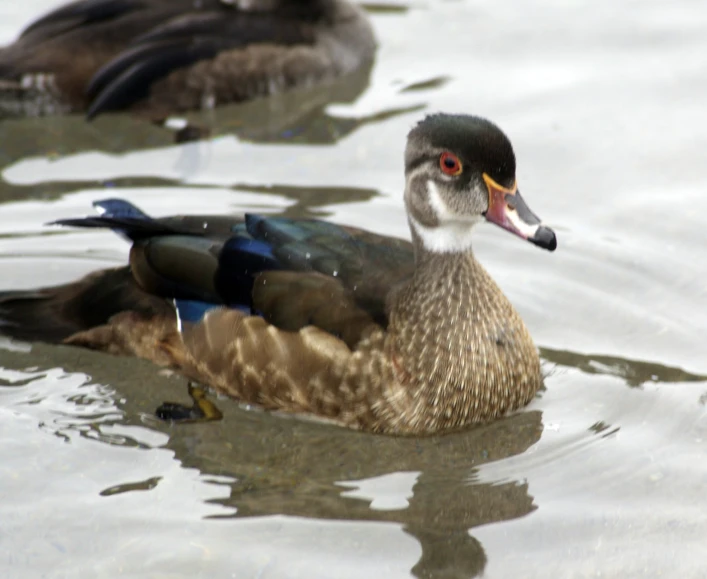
[409,180,481,253]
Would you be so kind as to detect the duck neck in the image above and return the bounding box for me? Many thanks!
[386,228,518,392]
[392,230,495,337]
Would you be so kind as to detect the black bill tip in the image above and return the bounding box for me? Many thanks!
[529,226,557,252]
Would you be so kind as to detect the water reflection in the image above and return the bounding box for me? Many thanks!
[0,341,539,578]
[211,183,380,219]
[163,411,541,579]
[106,345,707,579]
[0,178,380,224]
[541,347,707,387]
[0,63,427,175]
[0,338,703,578]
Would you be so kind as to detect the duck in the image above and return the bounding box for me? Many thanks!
[0,0,376,119]
[0,114,557,434]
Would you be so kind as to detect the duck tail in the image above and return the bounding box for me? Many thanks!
[0,288,69,343]
[50,198,179,242]
[0,267,173,344]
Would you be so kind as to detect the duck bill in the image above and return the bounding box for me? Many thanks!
[482,173,557,251]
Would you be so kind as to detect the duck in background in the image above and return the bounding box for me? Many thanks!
[0,114,557,434]
[0,0,376,120]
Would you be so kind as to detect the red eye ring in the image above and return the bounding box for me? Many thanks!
[439,152,462,176]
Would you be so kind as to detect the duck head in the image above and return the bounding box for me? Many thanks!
[404,114,557,253]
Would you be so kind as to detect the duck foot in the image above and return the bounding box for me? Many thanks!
[155,383,223,423]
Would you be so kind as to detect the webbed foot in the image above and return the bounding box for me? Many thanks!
[155,383,223,423]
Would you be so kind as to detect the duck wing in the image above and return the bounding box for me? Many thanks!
[16,0,147,42]
[0,0,324,116]
[84,5,321,118]
[0,199,413,346]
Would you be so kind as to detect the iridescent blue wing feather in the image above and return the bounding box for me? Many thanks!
[1,198,414,341]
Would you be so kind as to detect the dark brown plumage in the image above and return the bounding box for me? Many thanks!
[0,0,376,118]
[0,114,557,434]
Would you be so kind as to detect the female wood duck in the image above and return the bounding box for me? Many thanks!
[0,114,557,434]
[0,0,375,119]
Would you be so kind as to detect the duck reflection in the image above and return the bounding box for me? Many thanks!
[0,62,423,172]
[153,399,542,579]
[2,342,702,577]
[127,346,705,578]
[0,339,542,578]
[540,347,706,387]
[0,63,429,202]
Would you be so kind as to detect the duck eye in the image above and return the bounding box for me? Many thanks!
[439,152,462,176]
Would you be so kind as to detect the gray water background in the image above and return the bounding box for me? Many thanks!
[0,1,705,577]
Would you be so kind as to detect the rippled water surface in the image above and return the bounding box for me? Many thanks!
[0,1,706,577]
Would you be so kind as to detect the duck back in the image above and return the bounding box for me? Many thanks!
[0,0,375,118]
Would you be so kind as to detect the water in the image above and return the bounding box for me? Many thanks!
[0,1,705,577]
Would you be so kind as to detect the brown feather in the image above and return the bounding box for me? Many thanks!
[0,267,172,342]
[252,271,379,348]
[57,249,540,434]
[0,0,376,117]
[0,113,554,435]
